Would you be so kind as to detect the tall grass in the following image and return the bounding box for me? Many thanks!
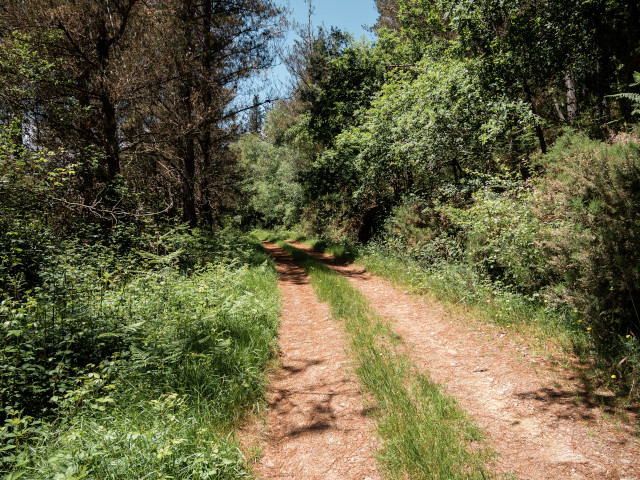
[272,239,493,479]
[1,230,280,479]
[358,249,582,348]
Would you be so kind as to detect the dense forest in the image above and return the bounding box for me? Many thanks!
[1,0,639,477]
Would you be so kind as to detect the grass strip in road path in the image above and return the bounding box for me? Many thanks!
[271,239,494,480]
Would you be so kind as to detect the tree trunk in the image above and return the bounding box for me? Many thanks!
[524,83,547,154]
[96,13,121,184]
[553,95,566,122]
[180,77,197,226]
[451,157,463,182]
[180,0,197,227]
[198,0,214,226]
[565,71,578,122]
[182,133,197,227]
[102,95,121,181]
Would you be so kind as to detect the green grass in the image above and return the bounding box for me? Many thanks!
[253,227,308,244]
[2,231,281,479]
[358,251,576,341]
[256,229,358,263]
[268,237,493,479]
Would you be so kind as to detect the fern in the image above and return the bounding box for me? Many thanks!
[609,71,640,116]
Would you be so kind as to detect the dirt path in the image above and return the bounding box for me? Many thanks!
[290,242,640,480]
[253,242,380,480]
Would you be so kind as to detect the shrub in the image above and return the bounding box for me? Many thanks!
[536,132,640,363]
[376,198,463,268]
[1,230,280,478]
[451,184,549,294]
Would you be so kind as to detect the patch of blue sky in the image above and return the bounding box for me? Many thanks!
[239,0,379,108]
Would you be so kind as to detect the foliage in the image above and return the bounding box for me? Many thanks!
[288,29,383,150]
[243,0,640,246]
[0,30,60,106]
[450,0,640,124]
[307,51,533,224]
[608,72,640,117]
[374,197,463,268]
[0,0,285,228]
[450,180,548,294]
[234,133,303,228]
[11,402,252,479]
[536,132,640,361]
[374,0,453,64]
[0,230,280,478]
[0,118,78,298]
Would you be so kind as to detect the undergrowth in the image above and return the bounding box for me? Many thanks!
[1,229,280,479]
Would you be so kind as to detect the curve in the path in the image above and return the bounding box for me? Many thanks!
[291,242,640,480]
[255,242,380,480]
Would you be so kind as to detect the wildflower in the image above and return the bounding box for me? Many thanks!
[577,319,582,323]
[586,327,591,331]
[611,375,617,379]
[627,335,632,339]
[573,309,578,313]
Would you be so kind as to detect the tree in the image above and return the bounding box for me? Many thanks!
[374,0,401,31]
[2,0,146,187]
[235,130,303,228]
[374,0,455,65]
[291,28,383,149]
[248,95,263,133]
[135,0,284,226]
[1,0,285,228]
[323,54,531,207]
[450,0,640,127]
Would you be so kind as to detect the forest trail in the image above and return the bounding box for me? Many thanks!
[288,242,640,480]
[250,242,380,480]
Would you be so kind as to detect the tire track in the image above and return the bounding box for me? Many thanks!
[253,242,380,480]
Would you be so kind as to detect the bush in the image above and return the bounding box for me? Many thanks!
[234,134,303,229]
[374,198,463,269]
[536,132,640,363]
[451,184,549,294]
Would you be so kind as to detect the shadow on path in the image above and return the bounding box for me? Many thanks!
[254,241,381,480]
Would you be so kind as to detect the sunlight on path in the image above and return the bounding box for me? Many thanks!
[291,242,640,480]
[254,242,380,480]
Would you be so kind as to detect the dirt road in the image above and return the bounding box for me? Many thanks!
[253,243,380,480]
[290,242,640,480]
[251,240,639,479]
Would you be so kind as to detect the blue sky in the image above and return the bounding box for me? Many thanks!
[265,0,379,94]
[284,0,379,38]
